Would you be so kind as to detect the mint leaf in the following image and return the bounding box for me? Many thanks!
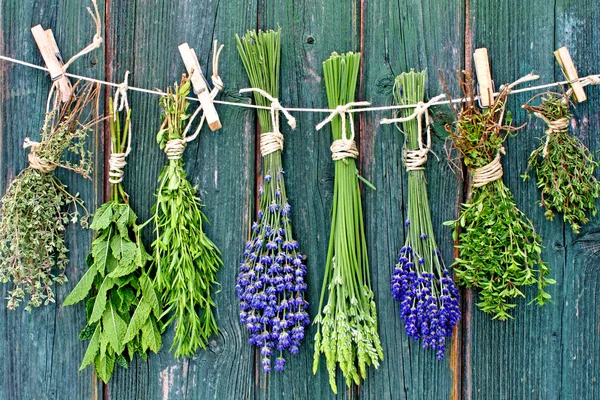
[103,300,127,354]
[124,300,151,344]
[141,317,162,353]
[89,276,114,323]
[140,274,160,318]
[63,264,97,306]
[90,202,114,231]
[79,324,100,371]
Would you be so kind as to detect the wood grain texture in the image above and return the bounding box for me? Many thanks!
[0,0,599,399]
[0,1,105,399]
[360,1,464,399]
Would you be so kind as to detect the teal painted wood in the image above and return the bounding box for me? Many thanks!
[0,1,105,399]
[255,1,360,399]
[103,0,258,399]
[360,1,464,399]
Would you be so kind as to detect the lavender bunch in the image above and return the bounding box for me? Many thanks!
[389,70,460,359]
[236,28,310,373]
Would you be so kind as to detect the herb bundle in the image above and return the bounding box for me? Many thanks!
[151,76,222,358]
[64,97,161,382]
[522,92,599,233]
[313,52,383,394]
[0,82,98,310]
[235,29,310,373]
[389,70,460,359]
[444,73,554,320]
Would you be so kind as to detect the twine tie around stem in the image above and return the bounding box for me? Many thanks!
[164,42,225,162]
[239,87,296,157]
[533,112,570,158]
[23,138,56,173]
[472,147,506,188]
[381,93,446,171]
[109,71,132,184]
[316,101,370,161]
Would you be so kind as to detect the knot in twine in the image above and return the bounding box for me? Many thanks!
[316,101,370,161]
[533,112,569,158]
[165,139,186,160]
[472,147,506,188]
[109,72,132,184]
[239,87,296,157]
[23,138,55,173]
[210,41,225,95]
[381,94,446,171]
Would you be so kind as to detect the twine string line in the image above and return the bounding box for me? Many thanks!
[239,87,296,157]
[316,101,370,161]
[109,71,132,184]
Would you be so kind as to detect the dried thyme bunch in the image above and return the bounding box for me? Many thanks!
[313,52,383,394]
[236,28,310,373]
[64,97,161,382]
[444,73,554,320]
[0,82,98,310]
[151,76,222,358]
[388,70,460,359]
[522,92,599,233]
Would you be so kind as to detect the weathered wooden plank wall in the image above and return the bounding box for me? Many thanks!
[0,0,598,399]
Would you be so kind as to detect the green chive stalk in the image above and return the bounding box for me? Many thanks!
[313,52,383,394]
[151,76,222,358]
[522,92,600,233]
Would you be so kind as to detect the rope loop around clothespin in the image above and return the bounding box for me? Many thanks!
[239,87,296,156]
[316,101,370,161]
[381,93,446,171]
[109,71,132,184]
[23,138,56,173]
[472,147,506,188]
[211,41,225,95]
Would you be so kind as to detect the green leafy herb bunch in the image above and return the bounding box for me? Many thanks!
[522,92,599,233]
[312,52,383,394]
[64,96,161,383]
[0,82,98,310]
[236,28,310,373]
[444,73,554,320]
[151,75,222,358]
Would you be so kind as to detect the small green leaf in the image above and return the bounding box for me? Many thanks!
[79,324,101,371]
[140,275,161,318]
[89,276,115,323]
[141,317,162,353]
[63,264,98,306]
[103,300,127,354]
[94,352,115,383]
[90,202,115,231]
[124,300,151,344]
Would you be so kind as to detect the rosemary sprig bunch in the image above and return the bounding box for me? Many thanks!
[151,76,222,358]
[390,70,460,359]
[0,82,98,310]
[313,52,383,394]
[522,93,599,233]
[64,99,161,382]
[444,73,553,320]
[236,28,310,373]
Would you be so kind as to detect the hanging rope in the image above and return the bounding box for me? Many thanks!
[381,93,446,171]
[239,87,296,156]
[165,42,225,161]
[108,71,132,184]
[316,101,370,161]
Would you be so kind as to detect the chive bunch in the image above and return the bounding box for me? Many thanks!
[151,76,222,357]
[445,73,554,320]
[313,52,383,394]
[522,92,600,233]
[389,70,460,359]
[236,29,310,373]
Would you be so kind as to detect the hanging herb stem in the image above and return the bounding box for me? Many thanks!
[235,28,310,373]
[151,76,222,358]
[522,92,599,233]
[64,97,161,382]
[444,73,554,320]
[0,82,98,310]
[312,52,383,394]
[390,70,460,359]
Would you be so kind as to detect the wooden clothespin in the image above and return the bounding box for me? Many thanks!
[31,25,72,103]
[554,46,587,103]
[178,43,221,131]
[473,48,494,108]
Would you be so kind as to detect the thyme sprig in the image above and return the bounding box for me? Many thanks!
[64,99,161,382]
[522,92,600,233]
[390,70,460,359]
[444,73,554,320]
[236,29,310,373]
[313,52,383,394]
[151,76,222,358]
[0,82,98,310]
